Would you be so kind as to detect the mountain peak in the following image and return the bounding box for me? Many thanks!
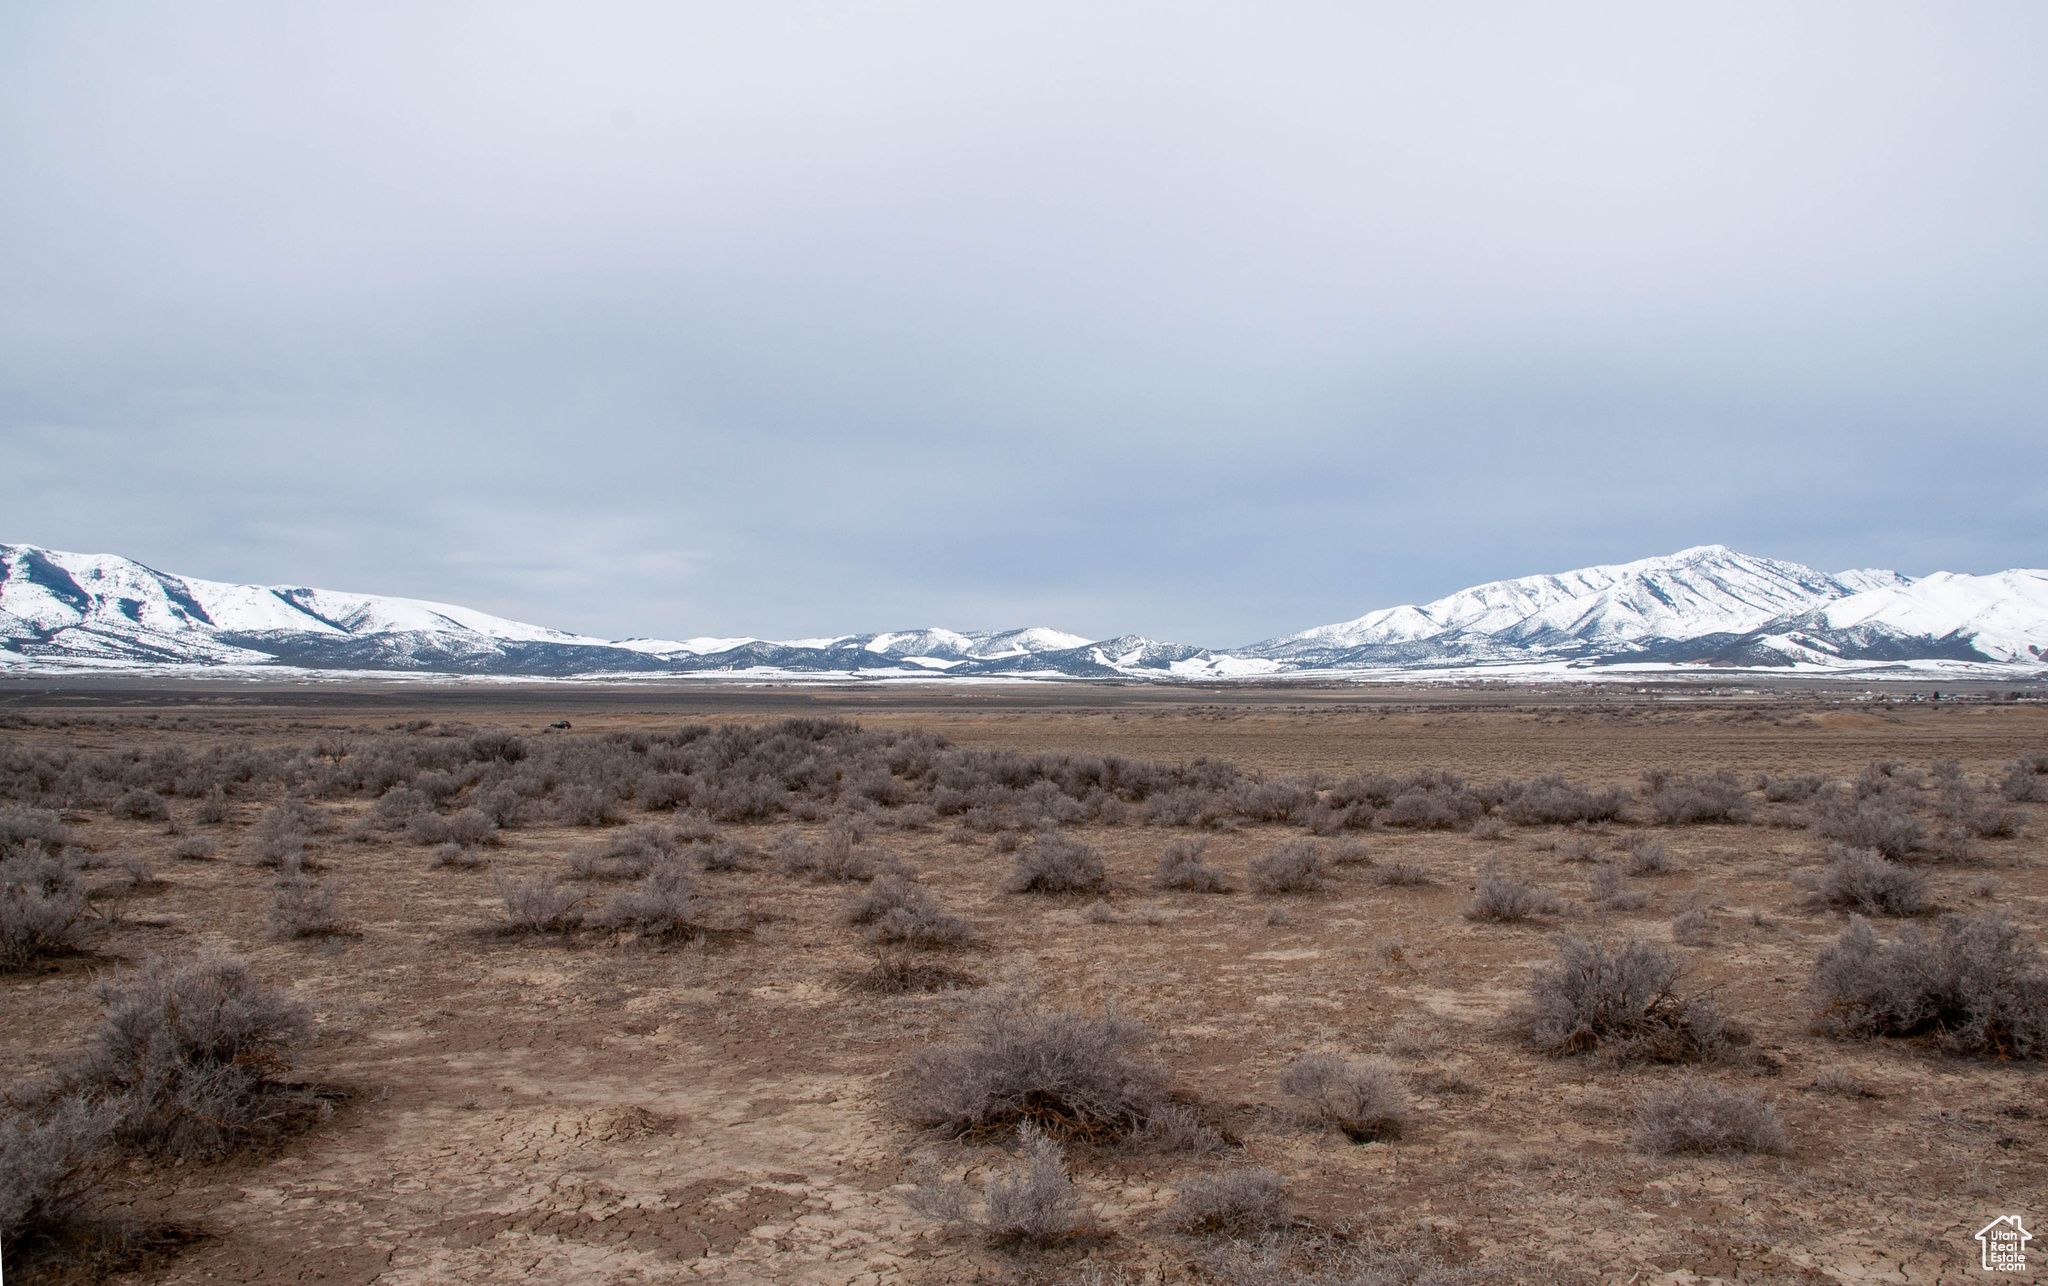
[3,541,2043,680]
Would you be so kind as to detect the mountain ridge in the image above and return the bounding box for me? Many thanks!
[3,542,2043,682]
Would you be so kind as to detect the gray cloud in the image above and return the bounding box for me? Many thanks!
[4,2,2045,644]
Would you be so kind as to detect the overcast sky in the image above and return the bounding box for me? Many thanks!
[4,4,2045,646]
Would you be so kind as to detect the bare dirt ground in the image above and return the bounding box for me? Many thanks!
[3,684,2044,1285]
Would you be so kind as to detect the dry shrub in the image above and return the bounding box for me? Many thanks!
[569,825,675,880]
[851,948,976,994]
[194,787,231,824]
[1330,838,1373,865]
[1082,899,1116,924]
[980,1124,1093,1248]
[1371,862,1432,887]
[1808,913,2048,1057]
[0,1094,117,1257]
[492,873,584,934]
[907,1126,1094,1248]
[1811,796,1924,861]
[1763,774,1826,802]
[1153,838,1232,893]
[1463,868,1564,922]
[430,841,488,869]
[171,836,216,861]
[1998,756,2048,802]
[1470,816,1509,841]
[599,861,716,942]
[1622,836,1670,876]
[1670,909,1711,946]
[85,952,317,1159]
[776,827,877,882]
[1512,933,1735,1063]
[1811,1067,1874,1097]
[1817,846,1930,916]
[407,808,499,848]
[1164,1168,1290,1236]
[1003,833,1107,895]
[1,808,71,851]
[1247,839,1329,895]
[268,877,361,939]
[894,984,1168,1142]
[1646,771,1754,825]
[1503,776,1628,826]
[1632,1080,1788,1155]
[1276,1054,1406,1141]
[1554,836,1602,863]
[847,875,980,949]
[111,790,169,822]
[1,847,89,970]
[1590,863,1650,911]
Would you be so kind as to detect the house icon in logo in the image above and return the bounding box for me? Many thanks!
[1977,1215,2032,1272]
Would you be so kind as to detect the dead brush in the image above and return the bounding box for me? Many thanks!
[1590,862,1650,911]
[1371,862,1432,887]
[1247,839,1330,895]
[268,876,361,939]
[1807,912,2048,1057]
[0,1092,118,1259]
[1002,832,1107,895]
[1275,1054,1407,1142]
[1511,933,1739,1063]
[568,825,676,880]
[776,826,878,883]
[1,847,89,971]
[491,873,585,934]
[845,875,981,949]
[1815,846,1930,916]
[430,841,489,870]
[1162,1168,1290,1236]
[894,982,1171,1143]
[598,860,718,943]
[1463,866,1564,922]
[1152,838,1232,893]
[851,947,976,994]
[1632,1080,1788,1156]
[1621,834,1671,876]
[81,951,320,1160]
[907,1123,1094,1249]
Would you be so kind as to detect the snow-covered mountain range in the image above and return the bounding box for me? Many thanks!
[3,542,2044,682]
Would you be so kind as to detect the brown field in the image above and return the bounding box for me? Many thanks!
[3,682,2044,1285]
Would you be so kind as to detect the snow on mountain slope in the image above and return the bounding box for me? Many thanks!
[1802,569,2048,662]
[1250,546,1877,662]
[4,541,2044,680]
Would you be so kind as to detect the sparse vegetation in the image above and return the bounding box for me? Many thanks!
[1163,1167,1290,1235]
[1816,846,1930,916]
[1463,867,1564,922]
[1275,1054,1407,1141]
[895,984,1169,1141]
[1645,770,1754,826]
[846,874,980,948]
[1152,838,1232,892]
[1808,913,2048,1057]
[1632,1080,1788,1156]
[269,875,361,939]
[1003,833,1107,895]
[1512,933,1735,1062]
[980,1123,1092,1248]
[1247,839,1329,895]
[493,873,585,934]
[1,845,89,969]
[83,952,318,1159]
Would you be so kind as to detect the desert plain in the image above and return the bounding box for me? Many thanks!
[2,680,2043,1285]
